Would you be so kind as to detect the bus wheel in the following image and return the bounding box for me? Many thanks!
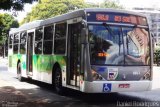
[54,68,64,94]
[17,63,23,81]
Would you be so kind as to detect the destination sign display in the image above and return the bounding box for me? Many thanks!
[87,12,147,26]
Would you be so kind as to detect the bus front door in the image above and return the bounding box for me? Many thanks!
[27,31,34,76]
[67,22,82,87]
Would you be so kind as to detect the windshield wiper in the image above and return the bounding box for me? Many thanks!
[102,22,114,36]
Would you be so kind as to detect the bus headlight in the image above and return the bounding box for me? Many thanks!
[91,69,105,81]
[141,71,151,80]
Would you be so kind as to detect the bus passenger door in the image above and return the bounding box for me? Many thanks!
[67,19,82,88]
[27,31,34,76]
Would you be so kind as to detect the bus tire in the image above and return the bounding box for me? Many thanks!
[17,63,24,81]
[54,68,64,94]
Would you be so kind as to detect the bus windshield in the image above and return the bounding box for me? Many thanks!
[89,24,150,65]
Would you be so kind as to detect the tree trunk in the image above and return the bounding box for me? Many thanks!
[3,43,5,58]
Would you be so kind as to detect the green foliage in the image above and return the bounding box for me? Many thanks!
[21,0,89,24]
[0,0,38,11]
[153,45,160,64]
[155,44,160,52]
[0,13,19,44]
[101,0,123,9]
[21,0,123,24]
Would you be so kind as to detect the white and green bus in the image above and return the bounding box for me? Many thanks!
[8,8,153,93]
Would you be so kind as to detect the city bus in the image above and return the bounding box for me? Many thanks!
[8,8,153,94]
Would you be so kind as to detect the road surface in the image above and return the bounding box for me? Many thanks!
[0,57,160,107]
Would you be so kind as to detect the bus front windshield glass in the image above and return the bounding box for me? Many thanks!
[89,24,150,65]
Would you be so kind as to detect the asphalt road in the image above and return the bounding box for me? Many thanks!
[0,59,160,107]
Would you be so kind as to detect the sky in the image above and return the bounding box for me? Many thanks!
[15,2,37,22]
[1,0,160,22]
[0,2,37,22]
[86,0,160,8]
[118,0,160,9]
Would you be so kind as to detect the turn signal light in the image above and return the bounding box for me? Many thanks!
[98,52,110,57]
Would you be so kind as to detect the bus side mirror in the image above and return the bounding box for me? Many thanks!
[81,28,87,44]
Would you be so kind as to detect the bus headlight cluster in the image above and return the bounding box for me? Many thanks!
[91,69,105,81]
[141,71,151,80]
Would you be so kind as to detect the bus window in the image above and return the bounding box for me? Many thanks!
[43,25,54,54]
[35,28,43,54]
[20,32,27,54]
[13,45,18,54]
[124,27,150,65]
[20,32,27,44]
[14,33,19,44]
[9,34,13,49]
[13,33,19,54]
[54,23,67,54]
[89,24,123,65]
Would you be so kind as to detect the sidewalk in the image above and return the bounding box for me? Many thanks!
[152,66,160,90]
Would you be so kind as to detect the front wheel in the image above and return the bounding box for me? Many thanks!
[54,68,64,94]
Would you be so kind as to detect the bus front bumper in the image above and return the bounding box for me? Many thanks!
[80,81,152,93]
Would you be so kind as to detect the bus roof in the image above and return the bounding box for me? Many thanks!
[85,8,146,17]
[9,8,146,34]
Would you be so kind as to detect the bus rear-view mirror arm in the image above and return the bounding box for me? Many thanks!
[81,28,88,44]
[81,19,88,44]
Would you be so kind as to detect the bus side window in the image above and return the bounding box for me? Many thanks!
[54,23,67,54]
[35,28,43,54]
[13,33,19,54]
[20,32,27,54]
[9,34,13,49]
[43,25,54,54]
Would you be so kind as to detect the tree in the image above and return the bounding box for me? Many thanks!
[0,13,19,57]
[101,0,123,9]
[154,46,160,65]
[0,0,38,11]
[21,0,89,24]
[0,13,19,43]
[21,0,123,24]
[0,14,4,36]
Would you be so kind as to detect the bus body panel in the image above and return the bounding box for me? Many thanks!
[8,8,153,93]
[90,65,151,81]
[80,81,151,93]
[31,55,67,84]
[8,54,67,84]
[8,54,21,74]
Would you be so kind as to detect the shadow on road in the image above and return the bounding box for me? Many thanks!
[0,66,150,107]
[11,79,150,107]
